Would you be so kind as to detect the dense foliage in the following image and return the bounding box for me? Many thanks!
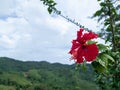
[0,57,97,90]
[92,0,120,90]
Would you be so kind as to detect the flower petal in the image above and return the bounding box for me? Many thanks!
[69,40,80,54]
[77,55,84,63]
[76,47,84,63]
[84,44,98,62]
[77,28,83,41]
[82,32,98,42]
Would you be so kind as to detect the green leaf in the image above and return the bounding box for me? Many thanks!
[81,61,86,71]
[96,57,107,69]
[48,0,54,3]
[100,2,106,6]
[92,61,106,73]
[104,21,110,26]
[93,10,102,17]
[97,44,108,51]
[95,53,114,70]
[102,54,114,62]
[86,40,97,44]
[96,53,114,69]
[47,7,52,14]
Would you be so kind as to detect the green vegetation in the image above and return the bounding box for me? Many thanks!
[0,57,97,90]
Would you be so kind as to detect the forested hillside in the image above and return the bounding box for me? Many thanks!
[0,57,97,90]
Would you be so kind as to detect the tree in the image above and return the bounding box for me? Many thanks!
[92,0,120,90]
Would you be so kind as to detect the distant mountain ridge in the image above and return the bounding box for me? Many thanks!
[0,57,95,81]
[0,57,97,90]
[0,57,71,72]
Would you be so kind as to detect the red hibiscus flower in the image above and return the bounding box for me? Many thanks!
[69,28,99,63]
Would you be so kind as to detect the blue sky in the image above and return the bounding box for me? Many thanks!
[0,0,100,64]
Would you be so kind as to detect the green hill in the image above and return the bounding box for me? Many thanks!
[0,57,97,90]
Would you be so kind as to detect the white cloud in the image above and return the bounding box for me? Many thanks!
[0,0,100,64]
[0,0,15,17]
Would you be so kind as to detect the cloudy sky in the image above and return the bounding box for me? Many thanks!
[0,0,100,64]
